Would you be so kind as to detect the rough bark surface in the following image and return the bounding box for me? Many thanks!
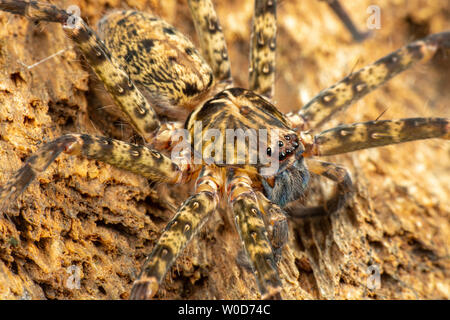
[0,0,449,300]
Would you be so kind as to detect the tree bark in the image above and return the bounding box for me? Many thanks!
[0,0,449,299]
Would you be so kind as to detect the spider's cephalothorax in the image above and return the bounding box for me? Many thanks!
[186,88,301,165]
[0,0,449,300]
[185,86,310,206]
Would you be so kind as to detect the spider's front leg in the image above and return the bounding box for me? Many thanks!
[290,117,448,217]
[227,170,282,300]
[0,134,189,211]
[302,117,449,157]
[255,191,288,263]
[130,166,222,300]
[288,31,450,132]
[188,0,232,84]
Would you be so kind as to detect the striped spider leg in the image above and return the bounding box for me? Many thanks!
[249,0,277,99]
[248,0,370,99]
[255,191,289,263]
[130,166,222,300]
[305,118,449,157]
[188,0,232,84]
[1,0,448,301]
[0,0,219,208]
[0,0,160,140]
[320,0,372,42]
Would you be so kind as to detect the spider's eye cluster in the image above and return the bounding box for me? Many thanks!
[271,134,301,161]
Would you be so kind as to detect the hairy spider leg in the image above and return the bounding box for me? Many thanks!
[301,117,449,157]
[287,31,450,132]
[130,166,222,299]
[288,118,449,217]
[0,134,188,212]
[249,0,277,99]
[227,169,282,299]
[188,0,232,84]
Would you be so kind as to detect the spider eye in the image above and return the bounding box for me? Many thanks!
[284,135,291,140]
[267,147,272,156]
[278,141,284,147]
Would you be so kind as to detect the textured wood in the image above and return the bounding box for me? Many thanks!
[0,0,449,300]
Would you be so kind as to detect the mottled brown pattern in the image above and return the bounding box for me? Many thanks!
[0,0,448,301]
[186,88,296,169]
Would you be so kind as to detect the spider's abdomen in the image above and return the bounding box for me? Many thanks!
[97,10,213,117]
[185,88,301,171]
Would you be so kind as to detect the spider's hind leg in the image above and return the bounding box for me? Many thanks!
[0,135,77,212]
[249,0,277,99]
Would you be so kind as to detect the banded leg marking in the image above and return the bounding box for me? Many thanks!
[72,135,184,182]
[249,0,277,99]
[0,0,160,141]
[227,171,282,299]
[0,134,184,211]
[288,31,450,131]
[130,167,221,299]
[308,118,450,157]
[188,0,232,83]
[287,159,353,219]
